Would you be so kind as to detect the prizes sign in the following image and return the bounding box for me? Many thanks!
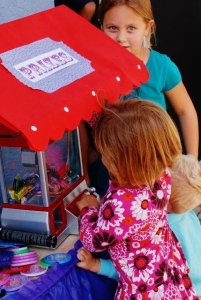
[13,48,78,82]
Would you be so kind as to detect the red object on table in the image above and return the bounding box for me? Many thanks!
[0,5,149,151]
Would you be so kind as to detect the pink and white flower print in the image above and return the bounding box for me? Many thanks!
[80,168,199,299]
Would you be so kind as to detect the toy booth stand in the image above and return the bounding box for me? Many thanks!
[0,4,148,248]
[0,130,87,249]
[0,5,148,299]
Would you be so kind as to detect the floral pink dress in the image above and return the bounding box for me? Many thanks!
[79,169,198,299]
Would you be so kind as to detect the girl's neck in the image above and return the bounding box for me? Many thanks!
[136,47,150,65]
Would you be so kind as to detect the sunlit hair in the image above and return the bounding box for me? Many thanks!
[169,154,201,213]
[93,99,182,188]
[98,0,156,47]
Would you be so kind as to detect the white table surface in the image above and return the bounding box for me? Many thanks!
[30,234,79,261]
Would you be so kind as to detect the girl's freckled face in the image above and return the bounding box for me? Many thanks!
[102,4,149,56]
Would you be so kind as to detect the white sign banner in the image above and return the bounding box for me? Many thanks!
[13,48,78,82]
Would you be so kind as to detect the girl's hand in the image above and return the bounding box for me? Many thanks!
[77,247,100,273]
[76,194,99,211]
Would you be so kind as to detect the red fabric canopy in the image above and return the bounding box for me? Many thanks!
[0,5,149,151]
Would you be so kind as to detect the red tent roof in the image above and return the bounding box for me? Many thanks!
[0,5,149,151]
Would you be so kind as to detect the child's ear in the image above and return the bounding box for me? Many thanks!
[145,20,154,35]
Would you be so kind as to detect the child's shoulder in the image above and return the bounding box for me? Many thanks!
[150,49,172,64]
[157,167,171,185]
[151,168,171,198]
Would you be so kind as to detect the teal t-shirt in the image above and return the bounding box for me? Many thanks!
[168,210,201,295]
[122,49,182,110]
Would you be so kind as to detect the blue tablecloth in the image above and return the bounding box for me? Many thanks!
[4,240,117,300]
